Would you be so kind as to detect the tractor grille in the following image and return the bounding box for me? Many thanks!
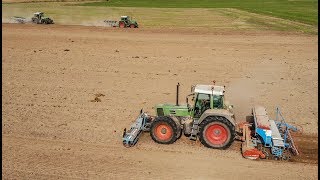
[157,108,164,116]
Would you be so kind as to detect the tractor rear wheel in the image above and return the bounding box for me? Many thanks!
[150,116,178,144]
[199,116,235,149]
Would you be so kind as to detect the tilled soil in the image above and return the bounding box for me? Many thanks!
[2,23,318,179]
[290,134,318,164]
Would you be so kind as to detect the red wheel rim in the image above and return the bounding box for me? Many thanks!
[205,124,228,145]
[130,24,135,28]
[119,22,125,28]
[154,123,173,141]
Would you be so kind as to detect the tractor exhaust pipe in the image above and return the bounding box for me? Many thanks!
[176,83,180,106]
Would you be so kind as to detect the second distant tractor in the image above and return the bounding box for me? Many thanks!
[104,16,138,28]
[31,12,54,24]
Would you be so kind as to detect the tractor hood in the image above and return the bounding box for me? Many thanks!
[130,20,138,25]
[155,104,190,117]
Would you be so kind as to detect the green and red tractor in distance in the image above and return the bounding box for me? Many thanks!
[118,16,138,28]
[123,82,236,149]
[104,16,139,28]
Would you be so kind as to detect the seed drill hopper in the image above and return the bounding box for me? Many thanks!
[240,106,300,160]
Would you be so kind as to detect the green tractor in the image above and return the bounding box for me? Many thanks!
[118,16,138,28]
[123,82,236,149]
[31,12,54,24]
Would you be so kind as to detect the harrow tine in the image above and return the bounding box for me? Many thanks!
[288,130,300,155]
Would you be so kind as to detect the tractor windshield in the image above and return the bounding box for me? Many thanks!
[121,17,128,21]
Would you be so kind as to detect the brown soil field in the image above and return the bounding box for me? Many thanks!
[2,23,318,179]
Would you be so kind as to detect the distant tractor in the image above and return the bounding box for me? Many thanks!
[118,16,138,28]
[31,12,54,24]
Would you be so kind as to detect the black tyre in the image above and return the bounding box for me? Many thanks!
[281,149,291,161]
[150,116,178,144]
[199,116,235,149]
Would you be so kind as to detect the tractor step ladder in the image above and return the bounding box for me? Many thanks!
[269,120,285,147]
[189,120,199,140]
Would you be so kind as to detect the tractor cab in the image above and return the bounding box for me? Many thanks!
[33,12,44,19]
[120,16,130,22]
[187,84,226,118]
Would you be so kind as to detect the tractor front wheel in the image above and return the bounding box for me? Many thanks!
[130,24,135,28]
[150,116,178,144]
[199,116,235,149]
[119,22,125,28]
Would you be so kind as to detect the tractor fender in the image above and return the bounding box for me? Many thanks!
[168,115,182,129]
[198,109,236,127]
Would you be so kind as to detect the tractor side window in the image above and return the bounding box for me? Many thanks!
[213,95,223,108]
[194,93,210,118]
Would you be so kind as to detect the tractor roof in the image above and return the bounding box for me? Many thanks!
[121,16,128,18]
[34,12,43,15]
[194,84,225,95]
